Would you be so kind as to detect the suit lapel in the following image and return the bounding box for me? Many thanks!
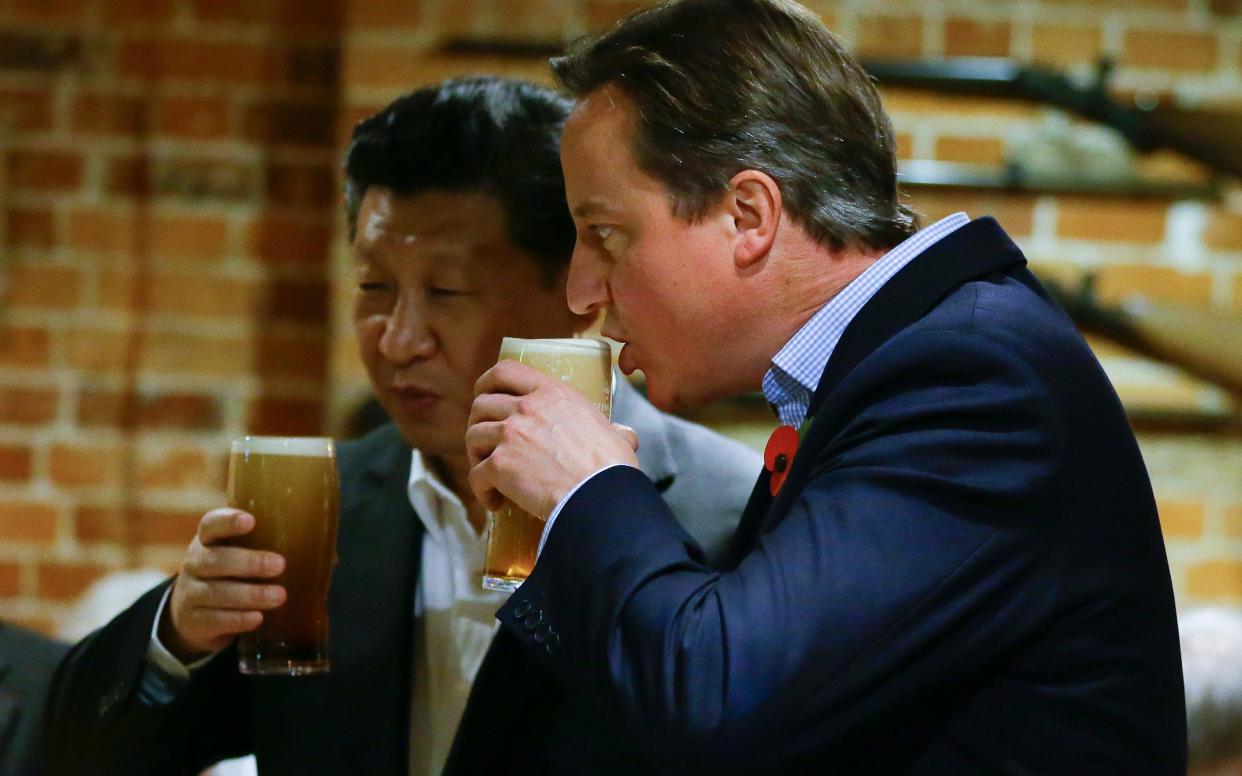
[733,218,1028,556]
[328,430,423,770]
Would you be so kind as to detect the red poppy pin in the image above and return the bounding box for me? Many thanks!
[764,424,800,496]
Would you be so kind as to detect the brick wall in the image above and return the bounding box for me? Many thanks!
[1,0,1238,636]
[0,0,340,634]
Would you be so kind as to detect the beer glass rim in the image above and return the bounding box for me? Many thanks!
[231,436,335,457]
[499,336,611,354]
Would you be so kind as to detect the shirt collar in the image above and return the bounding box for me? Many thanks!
[762,212,971,427]
[407,449,467,539]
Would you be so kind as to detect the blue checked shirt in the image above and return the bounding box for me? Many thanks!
[762,212,971,429]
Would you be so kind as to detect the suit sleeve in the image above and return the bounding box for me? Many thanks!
[43,580,251,775]
[496,330,1066,773]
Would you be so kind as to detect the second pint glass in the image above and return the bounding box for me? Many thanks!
[482,337,613,592]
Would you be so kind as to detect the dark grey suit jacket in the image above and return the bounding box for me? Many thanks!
[43,381,759,774]
[1,623,69,776]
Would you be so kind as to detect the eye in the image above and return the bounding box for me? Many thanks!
[357,281,391,293]
[592,225,613,242]
[428,286,470,299]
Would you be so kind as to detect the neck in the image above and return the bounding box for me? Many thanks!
[427,453,489,533]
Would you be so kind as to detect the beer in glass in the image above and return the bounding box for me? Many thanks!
[482,337,613,592]
[227,436,339,675]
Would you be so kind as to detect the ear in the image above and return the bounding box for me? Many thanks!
[727,170,781,270]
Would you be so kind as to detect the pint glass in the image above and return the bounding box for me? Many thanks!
[227,436,339,675]
[482,337,613,592]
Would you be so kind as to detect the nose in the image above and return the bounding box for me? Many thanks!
[377,295,437,365]
[566,244,611,317]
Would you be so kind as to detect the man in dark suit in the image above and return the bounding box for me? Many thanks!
[1,622,67,776]
[465,1,1187,772]
[43,77,759,775]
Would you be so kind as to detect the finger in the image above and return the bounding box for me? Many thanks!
[474,360,549,399]
[187,545,285,580]
[612,422,640,452]
[468,459,506,512]
[198,509,255,545]
[465,420,503,469]
[187,579,287,611]
[183,607,264,638]
[467,392,518,426]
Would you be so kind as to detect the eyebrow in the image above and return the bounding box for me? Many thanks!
[571,197,621,220]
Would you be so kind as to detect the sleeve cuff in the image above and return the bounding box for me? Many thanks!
[140,583,218,704]
[537,464,637,557]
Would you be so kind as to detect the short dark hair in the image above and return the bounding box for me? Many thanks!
[552,0,919,252]
[343,77,575,283]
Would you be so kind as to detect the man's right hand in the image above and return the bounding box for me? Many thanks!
[158,508,287,663]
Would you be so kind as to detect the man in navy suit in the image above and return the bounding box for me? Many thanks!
[465,0,1187,772]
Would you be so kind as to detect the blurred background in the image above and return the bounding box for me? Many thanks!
[0,0,1238,639]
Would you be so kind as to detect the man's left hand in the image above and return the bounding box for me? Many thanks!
[467,360,639,519]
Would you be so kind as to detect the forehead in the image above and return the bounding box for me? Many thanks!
[562,88,670,215]
[353,187,515,257]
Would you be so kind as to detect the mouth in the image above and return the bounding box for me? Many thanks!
[388,384,442,413]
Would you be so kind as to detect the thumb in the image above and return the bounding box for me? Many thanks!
[612,423,640,452]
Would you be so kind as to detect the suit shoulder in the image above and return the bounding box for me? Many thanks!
[335,423,405,478]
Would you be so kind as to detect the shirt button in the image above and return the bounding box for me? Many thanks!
[523,610,542,631]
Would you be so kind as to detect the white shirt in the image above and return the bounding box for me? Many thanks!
[405,449,506,775]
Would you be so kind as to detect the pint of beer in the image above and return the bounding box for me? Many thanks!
[227,436,339,675]
[482,337,613,592]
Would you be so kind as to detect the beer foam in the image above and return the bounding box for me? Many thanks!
[231,436,335,457]
[499,337,611,357]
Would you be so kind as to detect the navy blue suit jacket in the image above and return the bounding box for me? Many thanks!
[493,218,1186,774]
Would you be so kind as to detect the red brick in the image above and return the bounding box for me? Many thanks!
[1056,197,1167,243]
[934,136,1006,166]
[50,443,125,488]
[1225,505,1242,538]
[1031,23,1104,68]
[857,15,924,59]
[895,132,912,161]
[0,326,52,368]
[585,0,648,30]
[247,396,325,435]
[118,38,269,84]
[7,208,55,249]
[12,0,87,24]
[0,562,20,597]
[247,215,331,267]
[276,0,342,34]
[0,88,54,131]
[72,93,148,137]
[264,279,330,324]
[255,334,328,380]
[5,263,81,309]
[1123,30,1219,72]
[1212,0,1242,13]
[7,150,83,192]
[64,328,131,373]
[1205,211,1242,251]
[69,209,143,255]
[266,161,337,208]
[344,0,422,29]
[75,505,203,546]
[0,445,34,482]
[944,18,1011,58]
[150,214,229,259]
[149,275,260,317]
[243,100,336,147]
[105,154,151,198]
[0,501,59,542]
[37,561,112,601]
[1187,559,1242,599]
[151,157,258,203]
[0,387,62,424]
[905,191,1036,239]
[103,0,175,24]
[274,44,340,91]
[1156,499,1205,538]
[1094,264,1213,308]
[189,0,270,23]
[157,96,231,140]
[136,446,214,489]
[77,388,223,430]
[139,332,253,377]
